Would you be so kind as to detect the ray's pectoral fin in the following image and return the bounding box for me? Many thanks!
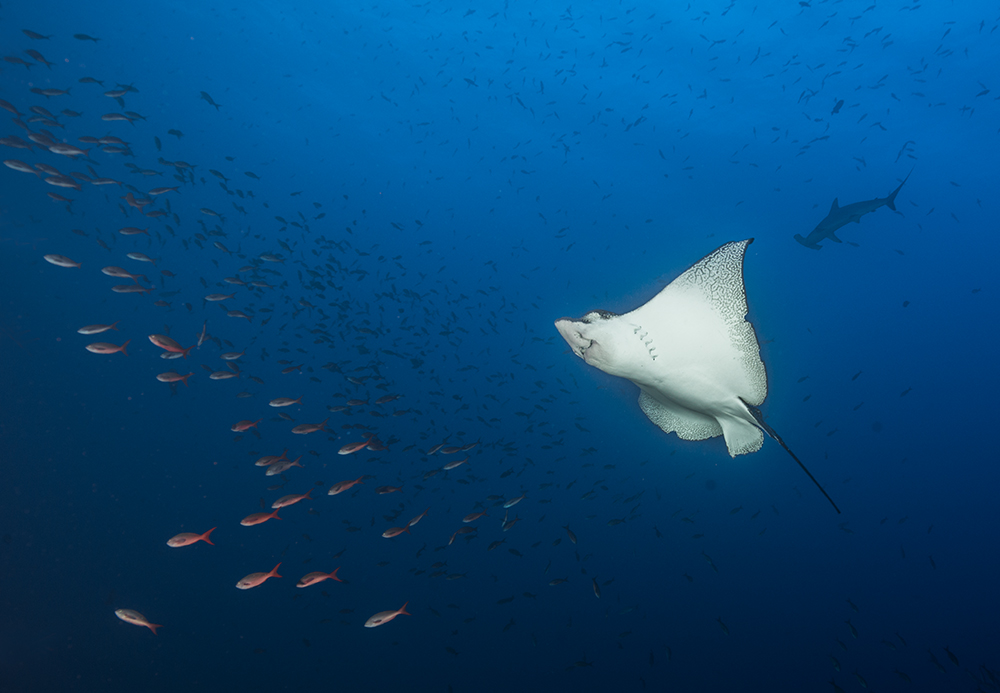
[716,413,765,457]
[638,389,722,442]
[739,398,841,514]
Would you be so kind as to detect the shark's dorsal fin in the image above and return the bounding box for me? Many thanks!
[829,198,839,212]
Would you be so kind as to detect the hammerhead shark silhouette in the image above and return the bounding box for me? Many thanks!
[795,171,912,249]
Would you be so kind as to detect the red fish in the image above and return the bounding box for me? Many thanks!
[240,508,281,526]
[449,526,477,545]
[408,508,429,527]
[85,340,130,356]
[503,493,526,509]
[442,457,468,471]
[148,334,194,358]
[167,527,216,547]
[264,456,303,476]
[231,419,261,432]
[328,476,366,496]
[291,418,327,434]
[297,568,343,588]
[338,436,372,455]
[271,489,312,508]
[115,608,162,634]
[364,602,410,628]
[236,563,282,590]
[156,371,193,386]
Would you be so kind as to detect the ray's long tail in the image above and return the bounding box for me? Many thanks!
[741,399,842,514]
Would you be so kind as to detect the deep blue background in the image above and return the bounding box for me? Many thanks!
[1,1,998,691]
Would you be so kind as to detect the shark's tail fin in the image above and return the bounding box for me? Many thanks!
[885,168,914,211]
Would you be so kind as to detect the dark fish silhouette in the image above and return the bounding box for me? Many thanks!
[200,91,221,110]
[795,170,912,249]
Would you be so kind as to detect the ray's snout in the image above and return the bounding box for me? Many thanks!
[554,318,589,358]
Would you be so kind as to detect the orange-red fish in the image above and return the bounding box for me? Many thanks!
[442,457,468,471]
[328,476,365,496]
[167,527,216,547]
[231,419,261,432]
[503,493,526,509]
[291,418,327,434]
[264,456,303,476]
[269,396,301,407]
[271,489,312,508]
[364,602,410,628]
[366,435,390,452]
[157,371,193,386]
[86,340,129,356]
[449,527,477,545]
[148,334,194,358]
[236,563,281,590]
[338,436,372,455]
[115,608,162,634]
[408,508,429,527]
[254,450,288,467]
[297,568,343,588]
[241,508,281,526]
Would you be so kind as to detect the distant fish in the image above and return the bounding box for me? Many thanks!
[167,527,215,547]
[200,91,221,110]
[236,563,282,590]
[297,568,343,588]
[43,253,80,268]
[115,608,161,634]
[795,171,912,249]
[364,602,410,628]
[86,341,129,356]
[77,322,119,335]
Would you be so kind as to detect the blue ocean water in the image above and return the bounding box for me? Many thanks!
[1,1,998,691]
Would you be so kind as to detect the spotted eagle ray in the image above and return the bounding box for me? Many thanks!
[795,171,912,249]
[554,239,840,513]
